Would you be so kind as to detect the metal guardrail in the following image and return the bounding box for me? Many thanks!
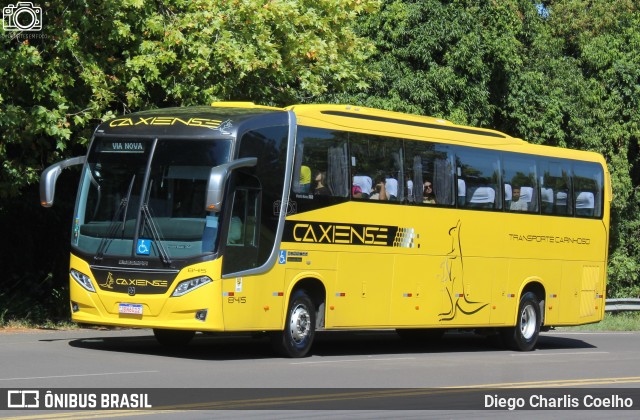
[605,298,640,313]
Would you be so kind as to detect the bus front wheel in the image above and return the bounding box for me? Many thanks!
[271,290,316,358]
[501,292,541,351]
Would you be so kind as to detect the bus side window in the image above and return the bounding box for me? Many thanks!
[294,127,350,199]
[350,133,404,202]
[404,140,454,206]
[573,161,603,218]
[455,148,501,210]
[540,159,572,216]
[503,154,538,213]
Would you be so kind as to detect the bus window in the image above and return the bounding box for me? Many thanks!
[573,162,604,218]
[293,127,349,198]
[455,148,501,210]
[350,133,404,201]
[404,140,454,205]
[503,154,538,213]
[236,125,289,269]
[540,160,572,216]
[222,173,262,274]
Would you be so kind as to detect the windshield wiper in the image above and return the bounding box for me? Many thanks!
[140,203,172,266]
[94,174,136,261]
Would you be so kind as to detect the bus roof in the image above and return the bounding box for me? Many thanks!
[93,102,606,165]
[95,105,287,138]
[286,104,606,164]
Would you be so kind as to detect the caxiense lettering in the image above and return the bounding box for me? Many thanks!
[115,278,168,287]
[292,223,389,245]
[108,117,223,128]
[102,272,168,289]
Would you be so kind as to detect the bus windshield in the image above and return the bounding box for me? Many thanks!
[72,137,232,261]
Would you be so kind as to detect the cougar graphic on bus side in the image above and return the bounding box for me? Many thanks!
[439,220,488,321]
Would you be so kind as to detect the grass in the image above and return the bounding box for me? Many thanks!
[557,311,640,331]
[0,318,77,331]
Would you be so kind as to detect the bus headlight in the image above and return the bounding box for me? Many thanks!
[70,269,96,292]
[172,276,212,297]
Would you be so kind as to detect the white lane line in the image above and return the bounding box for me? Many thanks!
[510,351,609,357]
[0,370,159,381]
[291,357,417,365]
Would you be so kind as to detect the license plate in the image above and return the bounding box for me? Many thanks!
[119,303,143,315]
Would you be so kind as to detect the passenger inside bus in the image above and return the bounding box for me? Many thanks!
[352,175,372,199]
[422,181,436,204]
[384,175,398,201]
[299,165,311,193]
[509,186,528,211]
[351,185,363,198]
[314,171,330,195]
[370,177,388,200]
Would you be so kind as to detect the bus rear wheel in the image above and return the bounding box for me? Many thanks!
[153,329,195,347]
[271,290,316,358]
[501,292,541,351]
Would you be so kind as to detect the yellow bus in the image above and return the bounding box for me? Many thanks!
[41,103,611,357]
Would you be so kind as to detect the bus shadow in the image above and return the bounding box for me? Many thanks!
[67,329,596,361]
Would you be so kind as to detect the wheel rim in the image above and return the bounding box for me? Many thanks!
[520,304,537,340]
[289,303,311,344]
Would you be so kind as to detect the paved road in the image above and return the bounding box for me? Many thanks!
[1,328,639,419]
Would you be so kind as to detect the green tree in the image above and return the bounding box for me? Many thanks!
[330,0,535,127]
[509,0,640,296]
[0,0,378,201]
[337,0,639,296]
[0,0,379,322]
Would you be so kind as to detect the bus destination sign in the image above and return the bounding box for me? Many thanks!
[98,141,146,153]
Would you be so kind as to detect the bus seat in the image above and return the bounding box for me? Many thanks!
[575,191,595,217]
[519,186,536,212]
[555,191,568,215]
[457,179,466,207]
[468,186,495,209]
[504,184,512,208]
[541,187,554,214]
[519,186,533,203]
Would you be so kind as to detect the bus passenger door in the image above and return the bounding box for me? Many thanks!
[222,173,261,274]
[221,173,282,330]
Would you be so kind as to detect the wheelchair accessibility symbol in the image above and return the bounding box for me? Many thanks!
[278,250,287,264]
[137,239,151,255]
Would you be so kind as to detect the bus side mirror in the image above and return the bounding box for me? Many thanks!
[205,157,258,213]
[40,156,86,207]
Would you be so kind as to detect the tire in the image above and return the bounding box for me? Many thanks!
[153,329,195,347]
[501,292,541,351]
[271,290,316,358]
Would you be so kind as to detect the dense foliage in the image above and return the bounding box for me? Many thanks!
[0,0,638,322]
[331,0,639,297]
